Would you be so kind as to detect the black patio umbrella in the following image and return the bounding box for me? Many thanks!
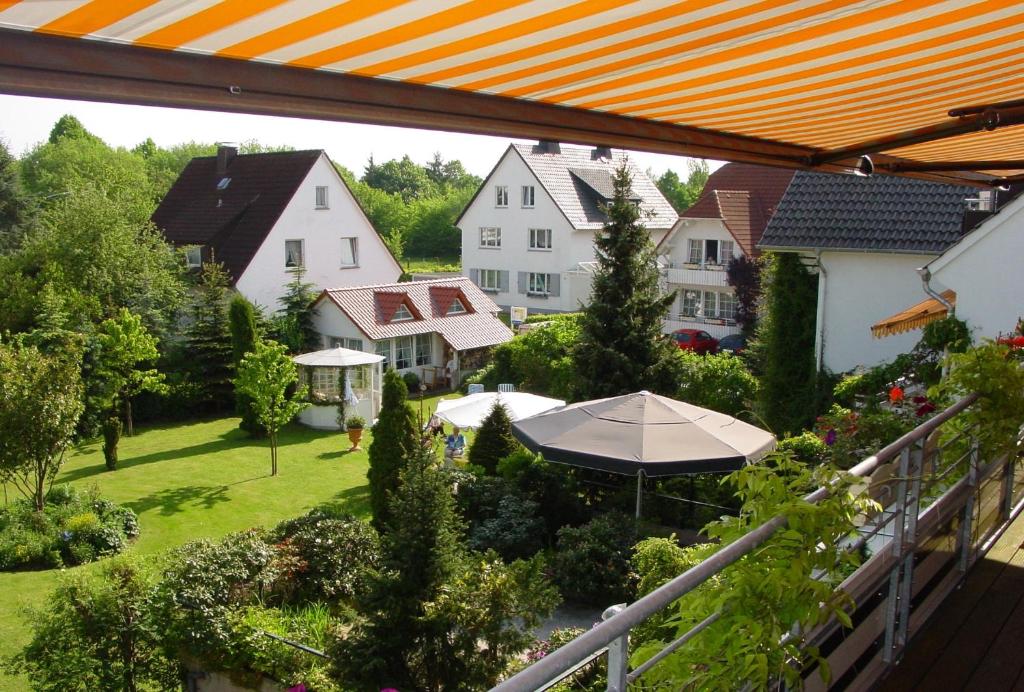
[512,391,776,518]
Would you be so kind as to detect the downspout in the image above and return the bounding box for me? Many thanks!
[917,266,954,378]
[815,251,828,373]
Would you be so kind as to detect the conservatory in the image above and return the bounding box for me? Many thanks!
[292,347,384,430]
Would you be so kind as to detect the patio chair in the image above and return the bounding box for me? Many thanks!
[467,383,485,394]
[498,383,516,393]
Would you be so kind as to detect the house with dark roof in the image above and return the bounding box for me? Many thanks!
[657,163,795,339]
[457,141,678,314]
[152,145,401,311]
[311,277,513,389]
[759,171,975,373]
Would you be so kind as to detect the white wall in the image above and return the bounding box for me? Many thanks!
[661,218,742,337]
[460,149,581,312]
[662,218,740,268]
[235,153,401,312]
[818,251,937,373]
[930,197,1024,339]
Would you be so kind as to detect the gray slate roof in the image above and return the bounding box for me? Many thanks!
[512,143,677,230]
[759,171,974,254]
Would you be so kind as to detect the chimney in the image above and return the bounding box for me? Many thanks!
[592,145,612,161]
[216,144,237,177]
[538,140,561,155]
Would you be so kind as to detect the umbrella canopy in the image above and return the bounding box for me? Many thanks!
[512,391,775,478]
[434,392,565,430]
[292,347,383,368]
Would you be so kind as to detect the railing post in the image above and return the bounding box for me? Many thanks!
[894,443,924,654]
[1001,441,1015,521]
[883,445,920,663]
[603,604,629,692]
[958,436,980,573]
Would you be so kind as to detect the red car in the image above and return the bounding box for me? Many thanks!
[672,329,719,355]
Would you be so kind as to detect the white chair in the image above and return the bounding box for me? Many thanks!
[498,383,516,393]
[467,383,485,395]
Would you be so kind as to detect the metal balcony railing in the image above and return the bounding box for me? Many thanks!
[494,393,1024,691]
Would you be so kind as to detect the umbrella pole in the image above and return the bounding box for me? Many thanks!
[635,470,644,520]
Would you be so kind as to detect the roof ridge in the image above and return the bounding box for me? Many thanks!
[191,149,324,161]
[326,277,471,293]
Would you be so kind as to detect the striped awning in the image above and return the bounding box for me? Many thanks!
[871,290,957,338]
[2,1,1024,186]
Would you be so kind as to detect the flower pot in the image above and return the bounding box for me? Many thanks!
[347,428,363,451]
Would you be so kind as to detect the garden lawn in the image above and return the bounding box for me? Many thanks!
[0,391,459,690]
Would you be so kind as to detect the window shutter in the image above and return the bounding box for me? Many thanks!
[469,268,480,286]
[499,270,510,293]
[517,272,527,294]
[549,273,561,297]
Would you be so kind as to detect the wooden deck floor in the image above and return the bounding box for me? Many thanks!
[877,510,1024,691]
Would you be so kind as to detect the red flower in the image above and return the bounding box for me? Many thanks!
[889,386,904,403]
[916,402,936,416]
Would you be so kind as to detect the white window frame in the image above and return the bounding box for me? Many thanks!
[687,239,702,265]
[479,227,501,248]
[394,336,414,370]
[415,334,432,366]
[185,246,202,268]
[527,272,550,295]
[312,368,340,399]
[340,237,359,267]
[392,304,414,322]
[521,185,535,208]
[720,240,735,264]
[446,298,467,315]
[375,339,391,369]
[479,269,500,291]
[495,185,508,207]
[718,292,737,321]
[680,290,699,318]
[315,185,329,209]
[285,239,304,268]
[701,290,718,318]
[529,228,552,251]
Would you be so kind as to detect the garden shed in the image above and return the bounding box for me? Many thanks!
[293,347,383,430]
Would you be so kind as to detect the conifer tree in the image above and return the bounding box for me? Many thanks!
[574,162,682,399]
[274,266,320,353]
[366,369,418,531]
[228,294,263,435]
[467,402,519,474]
[186,263,234,411]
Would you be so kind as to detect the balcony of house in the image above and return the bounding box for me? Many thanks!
[663,263,730,287]
[496,392,1024,692]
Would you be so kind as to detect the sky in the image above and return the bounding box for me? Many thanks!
[0,94,719,179]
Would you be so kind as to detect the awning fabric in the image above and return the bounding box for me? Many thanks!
[2,1,1024,184]
[871,290,957,338]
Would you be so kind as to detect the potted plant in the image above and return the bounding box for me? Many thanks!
[345,415,366,451]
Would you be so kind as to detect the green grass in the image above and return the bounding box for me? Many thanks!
[0,392,459,690]
[403,256,461,273]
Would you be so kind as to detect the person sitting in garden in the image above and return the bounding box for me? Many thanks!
[444,425,466,464]
[423,414,445,446]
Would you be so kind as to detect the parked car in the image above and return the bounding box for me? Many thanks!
[672,329,718,355]
[718,333,748,354]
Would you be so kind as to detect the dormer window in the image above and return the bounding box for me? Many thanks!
[315,186,329,209]
[446,298,467,315]
[392,304,414,321]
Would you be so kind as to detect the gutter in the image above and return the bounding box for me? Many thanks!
[815,251,828,372]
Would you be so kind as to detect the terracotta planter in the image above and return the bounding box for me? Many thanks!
[347,428,364,451]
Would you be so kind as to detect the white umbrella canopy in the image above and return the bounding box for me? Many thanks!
[434,392,566,429]
[292,347,383,367]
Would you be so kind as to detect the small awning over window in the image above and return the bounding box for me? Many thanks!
[871,290,956,339]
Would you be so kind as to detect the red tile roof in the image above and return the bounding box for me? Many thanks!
[318,277,512,352]
[674,163,795,256]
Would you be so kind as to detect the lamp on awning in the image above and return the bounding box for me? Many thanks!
[871,290,956,339]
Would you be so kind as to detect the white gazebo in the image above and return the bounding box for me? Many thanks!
[293,347,384,430]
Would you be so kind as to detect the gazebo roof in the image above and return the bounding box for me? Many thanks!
[292,347,383,368]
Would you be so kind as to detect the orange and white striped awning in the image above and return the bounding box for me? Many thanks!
[871,289,956,338]
[2,0,1024,185]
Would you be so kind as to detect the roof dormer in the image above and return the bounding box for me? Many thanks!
[428,285,476,318]
[374,291,422,324]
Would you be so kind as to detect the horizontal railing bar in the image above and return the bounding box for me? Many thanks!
[494,395,978,691]
[627,611,722,683]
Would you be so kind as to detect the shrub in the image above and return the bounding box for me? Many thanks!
[467,494,545,561]
[676,351,758,418]
[401,370,420,392]
[777,431,829,465]
[467,317,581,399]
[0,486,138,570]
[467,402,520,474]
[551,512,639,605]
[499,452,591,541]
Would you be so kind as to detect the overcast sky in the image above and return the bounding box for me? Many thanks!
[0,94,720,179]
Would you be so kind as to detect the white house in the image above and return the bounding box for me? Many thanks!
[657,163,794,338]
[310,277,513,389]
[152,146,402,311]
[914,189,1024,340]
[759,171,977,373]
[457,141,678,314]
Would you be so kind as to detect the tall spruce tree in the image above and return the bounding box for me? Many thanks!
[366,369,419,531]
[755,252,819,435]
[574,162,682,399]
[228,294,263,436]
[467,402,519,474]
[275,266,320,353]
[186,263,234,411]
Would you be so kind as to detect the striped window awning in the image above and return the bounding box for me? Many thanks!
[2,1,1024,186]
[871,290,957,338]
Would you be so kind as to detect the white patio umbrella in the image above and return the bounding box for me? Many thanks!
[434,392,565,429]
